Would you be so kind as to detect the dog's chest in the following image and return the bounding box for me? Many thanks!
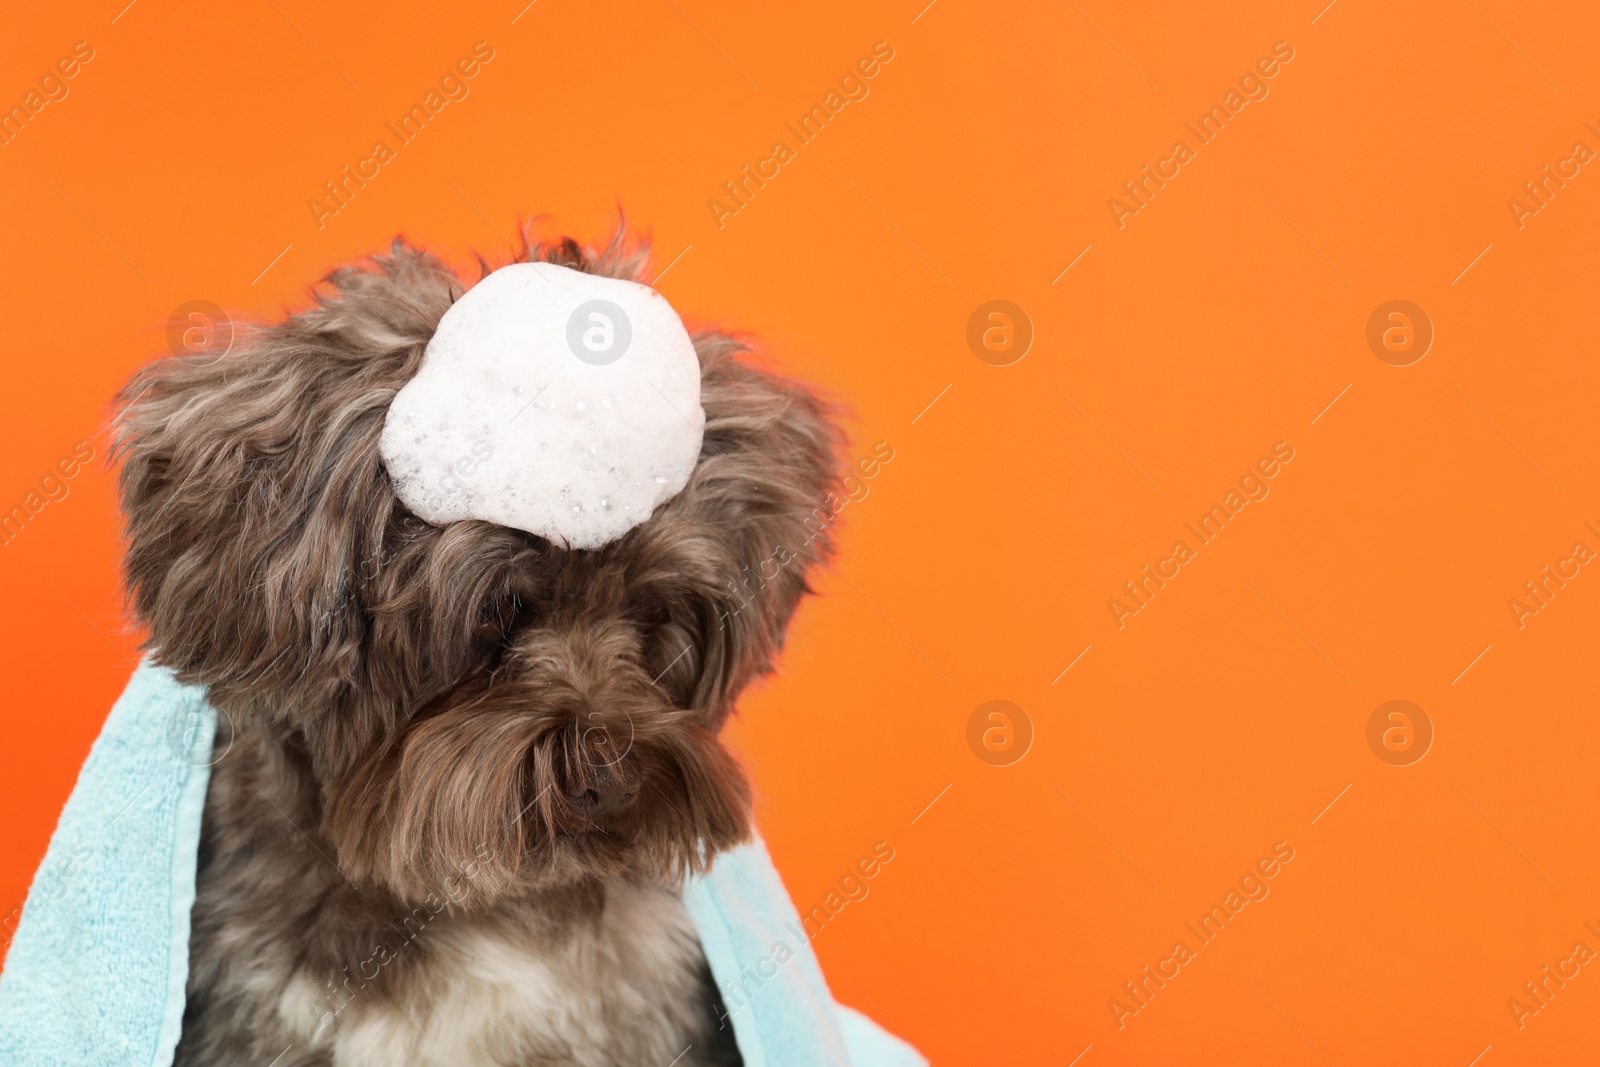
[282,884,714,1067]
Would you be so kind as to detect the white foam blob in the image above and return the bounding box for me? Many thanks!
[379,262,705,549]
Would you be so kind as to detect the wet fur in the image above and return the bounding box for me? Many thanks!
[113,228,840,1065]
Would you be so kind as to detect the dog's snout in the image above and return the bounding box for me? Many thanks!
[554,712,639,819]
[560,756,638,817]
[565,775,637,818]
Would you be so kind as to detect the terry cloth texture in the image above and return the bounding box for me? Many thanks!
[0,663,925,1067]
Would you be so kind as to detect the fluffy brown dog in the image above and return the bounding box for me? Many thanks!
[113,228,841,1066]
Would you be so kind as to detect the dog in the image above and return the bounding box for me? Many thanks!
[112,227,842,1066]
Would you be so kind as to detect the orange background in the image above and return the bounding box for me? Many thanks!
[3,1,1599,1063]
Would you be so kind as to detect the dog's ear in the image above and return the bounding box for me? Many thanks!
[113,241,482,721]
[630,332,844,726]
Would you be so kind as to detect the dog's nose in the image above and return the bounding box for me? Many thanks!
[560,719,638,818]
[565,776,637,818]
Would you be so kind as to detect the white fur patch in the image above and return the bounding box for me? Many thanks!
[298,883,708,1067]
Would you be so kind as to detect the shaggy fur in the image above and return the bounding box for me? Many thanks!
[113,227,841,1066]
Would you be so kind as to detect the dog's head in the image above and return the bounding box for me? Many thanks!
[114,230,841,905]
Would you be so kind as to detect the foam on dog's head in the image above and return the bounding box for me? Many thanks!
[379,262,704,549]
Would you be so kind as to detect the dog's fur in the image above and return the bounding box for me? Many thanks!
[113,229,841,1066]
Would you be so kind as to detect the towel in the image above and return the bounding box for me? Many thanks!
[0,662,925,1067]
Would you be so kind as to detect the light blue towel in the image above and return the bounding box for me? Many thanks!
[0,663,924,1067]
